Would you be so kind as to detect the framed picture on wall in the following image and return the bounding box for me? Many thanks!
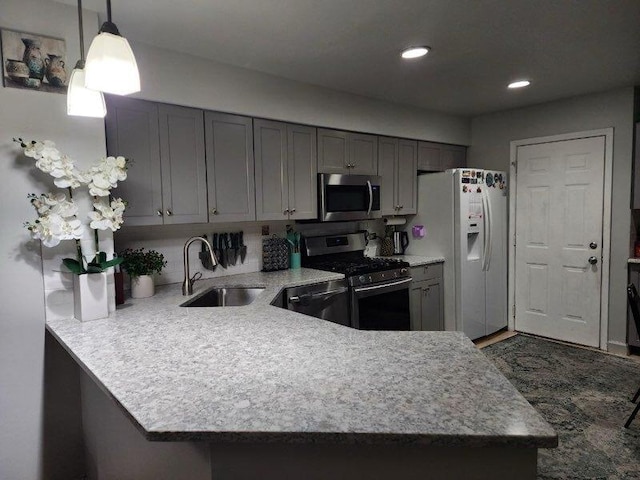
[1,28,67,94]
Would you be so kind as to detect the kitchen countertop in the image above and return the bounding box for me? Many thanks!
[46,267,556,448]
[628,258,640,264]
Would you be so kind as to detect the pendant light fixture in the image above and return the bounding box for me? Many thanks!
[84,0,140,95]
[67,0,106,117]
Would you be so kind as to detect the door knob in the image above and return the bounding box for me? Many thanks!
[210,208,218,215]
[589,242,598,249]
[156,209,163,216]
[166,209,173,216]
[588,256,598,265]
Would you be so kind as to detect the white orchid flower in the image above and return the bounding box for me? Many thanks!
[88,197,126,231]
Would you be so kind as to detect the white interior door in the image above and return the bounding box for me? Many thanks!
[514,136,605,347]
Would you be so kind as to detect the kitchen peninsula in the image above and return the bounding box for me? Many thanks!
[47,268,556,480]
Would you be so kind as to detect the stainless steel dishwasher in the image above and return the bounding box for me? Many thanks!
[284,279,349,327]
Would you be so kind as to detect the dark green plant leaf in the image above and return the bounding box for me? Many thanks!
[63,258,85,274]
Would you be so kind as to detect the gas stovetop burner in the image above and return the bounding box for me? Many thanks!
[307,256,410,276]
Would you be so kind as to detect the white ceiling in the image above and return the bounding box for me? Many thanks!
[59,0,640,116]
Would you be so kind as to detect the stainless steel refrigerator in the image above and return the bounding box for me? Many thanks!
[406,169,508,340]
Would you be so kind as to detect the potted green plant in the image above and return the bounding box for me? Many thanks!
[119,248,167,298]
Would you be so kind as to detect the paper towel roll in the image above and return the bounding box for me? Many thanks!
[383,217,407,226]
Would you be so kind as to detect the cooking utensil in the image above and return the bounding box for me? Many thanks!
[212,233,219,263]
[239,231,247,263]
[222,233,230,268]
[228,233,237,266]
[199,234,215,270]
[219,233,227,268]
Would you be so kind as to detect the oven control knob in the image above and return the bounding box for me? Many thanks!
[400,268,408,274]
[359,275,367,284]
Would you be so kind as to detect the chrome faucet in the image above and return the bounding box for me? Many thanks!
[183,236,217,296]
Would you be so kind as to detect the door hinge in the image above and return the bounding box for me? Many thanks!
[512,304,516,319]
[513,233,516,247]
[511,161,517,174]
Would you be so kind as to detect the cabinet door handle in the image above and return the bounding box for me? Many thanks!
[166,209,173,216]
[210,208,218,215]
[284,208,289,215]
[399,205,404,209]
[156,209,163,217]
[290,208,296,213]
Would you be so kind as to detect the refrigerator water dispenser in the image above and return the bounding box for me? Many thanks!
[467,223,481,261]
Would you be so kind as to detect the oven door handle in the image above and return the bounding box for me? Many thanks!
[353,277,412,294]
[366,180,373,216]
[289,288,348,304]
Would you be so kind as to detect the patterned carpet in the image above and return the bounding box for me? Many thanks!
[482,334,640,480]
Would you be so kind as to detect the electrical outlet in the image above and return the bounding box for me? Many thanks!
[261,225,270,236]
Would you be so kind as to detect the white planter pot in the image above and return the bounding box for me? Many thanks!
[73,272,109,322]
[131,275,155,298]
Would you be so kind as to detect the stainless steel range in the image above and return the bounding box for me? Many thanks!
[302,232,412,330]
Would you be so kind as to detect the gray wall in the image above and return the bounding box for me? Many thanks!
[468,87,635,350]
[129,41,471,145]
[0,1,105,478]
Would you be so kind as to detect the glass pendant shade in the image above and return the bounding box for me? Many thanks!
[84,32,140,95]
[67,67,107,117]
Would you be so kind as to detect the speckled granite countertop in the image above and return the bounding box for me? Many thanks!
[46,268,556,448]
[387,255,445,266]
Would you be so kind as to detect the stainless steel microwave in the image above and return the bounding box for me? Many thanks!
[319,173,382,222]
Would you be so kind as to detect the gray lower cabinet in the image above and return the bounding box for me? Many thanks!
[417,141,466,172]
[379,137,417,215]
[204,112,256,223]
[628,264,640,347]
[254,119,317,221]
[318,128,378,175]
[410,263,444,331]
[105,97,207,226]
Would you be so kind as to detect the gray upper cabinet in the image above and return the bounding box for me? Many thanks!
[349,133,378,175]
[105,96,162,226]
[632,123,640,208]
[397,140,418,214]
[378,137,417,215]
[254,120,317,221]
[318,129,378,175]
[378,137,397,216]
[158,105,208,224]
[418,141,466,172]
[105,97,208,226]
[287,124,318,220]
[204,112,256,223]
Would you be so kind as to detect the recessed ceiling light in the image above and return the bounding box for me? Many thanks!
[508,80,531,89]
[401,46,430,59]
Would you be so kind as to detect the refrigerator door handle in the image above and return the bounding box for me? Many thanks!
[485,188,493,271]
[481,190,489,271]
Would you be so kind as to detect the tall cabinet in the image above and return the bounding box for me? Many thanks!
[254,120,317,221]
[105,97,207,226]
[378,137,417,215]
[204,112,256,223]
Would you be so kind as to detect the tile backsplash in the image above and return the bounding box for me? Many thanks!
[114,221,290,287]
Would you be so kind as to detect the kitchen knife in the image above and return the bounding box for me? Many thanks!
[222,233,230,268]
[212,233,219,264]
[239,231,247,264]
[219,233,227,268]
[228,233,237,266]
[199,234,215,270]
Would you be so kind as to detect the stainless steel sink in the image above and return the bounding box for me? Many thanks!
[180,287,264,307]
